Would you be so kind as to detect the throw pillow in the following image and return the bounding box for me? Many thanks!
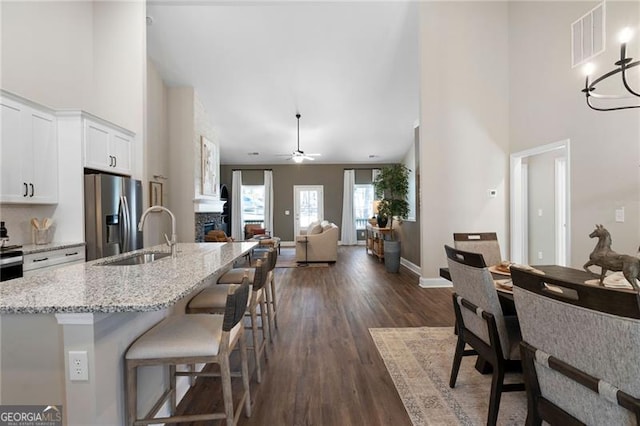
[322,223,333,232]
[309,223,323,235]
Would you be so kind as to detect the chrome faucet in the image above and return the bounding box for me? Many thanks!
[138,205,178,258]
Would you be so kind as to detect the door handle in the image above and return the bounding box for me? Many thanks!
[29,183,34,197]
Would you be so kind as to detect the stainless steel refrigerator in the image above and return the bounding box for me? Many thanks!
[84,174,143,261]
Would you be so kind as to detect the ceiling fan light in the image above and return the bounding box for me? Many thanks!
[292,155,304,164]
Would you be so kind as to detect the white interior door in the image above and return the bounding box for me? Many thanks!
[294,185,324,236]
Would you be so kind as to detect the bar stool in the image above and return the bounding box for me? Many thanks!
[188,257,270,383]
[248,247,278,340]
[124,279,251,426]
[219,248,277,340]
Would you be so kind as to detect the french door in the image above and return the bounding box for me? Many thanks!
[294,185,324,236]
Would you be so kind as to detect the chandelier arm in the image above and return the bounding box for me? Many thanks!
[621,60,640,97]
[586,94,640,111]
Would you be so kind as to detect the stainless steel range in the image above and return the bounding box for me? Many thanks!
[0,244,23,281]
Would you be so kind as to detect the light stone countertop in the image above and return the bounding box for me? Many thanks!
[0,242,256,314]
[21,241,86,255]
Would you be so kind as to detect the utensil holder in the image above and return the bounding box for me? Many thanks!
[34,229,50,245]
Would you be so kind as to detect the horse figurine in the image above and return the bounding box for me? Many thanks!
[583,224,640,292]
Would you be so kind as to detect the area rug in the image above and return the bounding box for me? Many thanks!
[369,327,526,426]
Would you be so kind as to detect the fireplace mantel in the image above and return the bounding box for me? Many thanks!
[193,196,225,213]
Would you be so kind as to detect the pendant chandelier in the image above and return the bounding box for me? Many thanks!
[582,27,640,111]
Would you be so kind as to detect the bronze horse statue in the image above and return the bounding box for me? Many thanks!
[583,224,640,292]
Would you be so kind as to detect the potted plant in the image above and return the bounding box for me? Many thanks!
[373,164,410,273]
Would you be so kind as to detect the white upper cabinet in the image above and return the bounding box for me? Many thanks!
[84,118,132,175]
[0,95,58,204]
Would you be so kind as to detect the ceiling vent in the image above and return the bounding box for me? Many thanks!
[572,2,606,68]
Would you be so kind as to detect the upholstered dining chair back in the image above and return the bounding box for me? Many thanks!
[445,245,512,359]
[511,268,640,425]
[453,232,502,267]
[223,277,251,332]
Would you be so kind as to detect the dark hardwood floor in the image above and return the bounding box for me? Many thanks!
[174,246,455,425]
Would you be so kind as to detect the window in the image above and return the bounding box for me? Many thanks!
[354,184,374,229]
[241,185,265,227]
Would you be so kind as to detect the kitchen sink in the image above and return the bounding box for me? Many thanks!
[98,251,172,266]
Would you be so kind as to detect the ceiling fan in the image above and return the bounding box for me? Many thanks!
[279,113,321,163]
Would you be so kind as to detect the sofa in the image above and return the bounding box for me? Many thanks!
[295,220,339,263]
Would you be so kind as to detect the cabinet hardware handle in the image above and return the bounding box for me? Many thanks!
[29,183,34,197]
[33,257,49,263]
[113,156,117,167]
[65,252,78,256]
[23,182,28,197]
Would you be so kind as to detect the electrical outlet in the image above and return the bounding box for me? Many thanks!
[68,351,88,381]
[616,207,625,223]
[538,251,543,260]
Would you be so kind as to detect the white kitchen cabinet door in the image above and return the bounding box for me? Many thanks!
[0,100,27,201]
[110,131,132,175]
[0,96,58,204]
[84,120,111,171]
[84,119,132,175]
[29,109,58,203]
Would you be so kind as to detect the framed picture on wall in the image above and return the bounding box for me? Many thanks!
[201,136,218,197]
[150,181,163,206]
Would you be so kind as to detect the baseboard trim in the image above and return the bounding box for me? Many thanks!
[419,277,452,288]
[400,258,421,276]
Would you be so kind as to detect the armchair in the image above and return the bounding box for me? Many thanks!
[295,221,339,263]
[244,223,268,240]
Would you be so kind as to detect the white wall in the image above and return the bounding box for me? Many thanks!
[509,1,640,267]
[145,61,171,246]
[168,88,196,242]
[1,1,93,109]
[419,2,510,281]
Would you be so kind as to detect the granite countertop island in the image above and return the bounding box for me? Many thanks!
[0,242,256,314]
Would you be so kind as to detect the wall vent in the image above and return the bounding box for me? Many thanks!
[571,1,606,68]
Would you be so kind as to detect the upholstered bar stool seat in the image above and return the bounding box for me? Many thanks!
[187,285,252,311]
[125,280,251,426]
[126,315,238,360]
[218,268,255,284]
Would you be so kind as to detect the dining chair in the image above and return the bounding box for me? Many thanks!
[125,279,251,426]
[188,256,271,383]
[444,245,525,426]
[453,232,502,267]
[511,267,640,425]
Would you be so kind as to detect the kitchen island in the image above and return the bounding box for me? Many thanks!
[0,242,256,425]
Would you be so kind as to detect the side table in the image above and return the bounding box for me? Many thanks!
[298,236,309,267]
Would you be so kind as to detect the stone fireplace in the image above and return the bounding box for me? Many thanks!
[194,212,224,242]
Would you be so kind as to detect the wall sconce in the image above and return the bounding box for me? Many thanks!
[582,27,639,111]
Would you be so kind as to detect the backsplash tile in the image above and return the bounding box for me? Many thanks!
[0,205,57,245]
